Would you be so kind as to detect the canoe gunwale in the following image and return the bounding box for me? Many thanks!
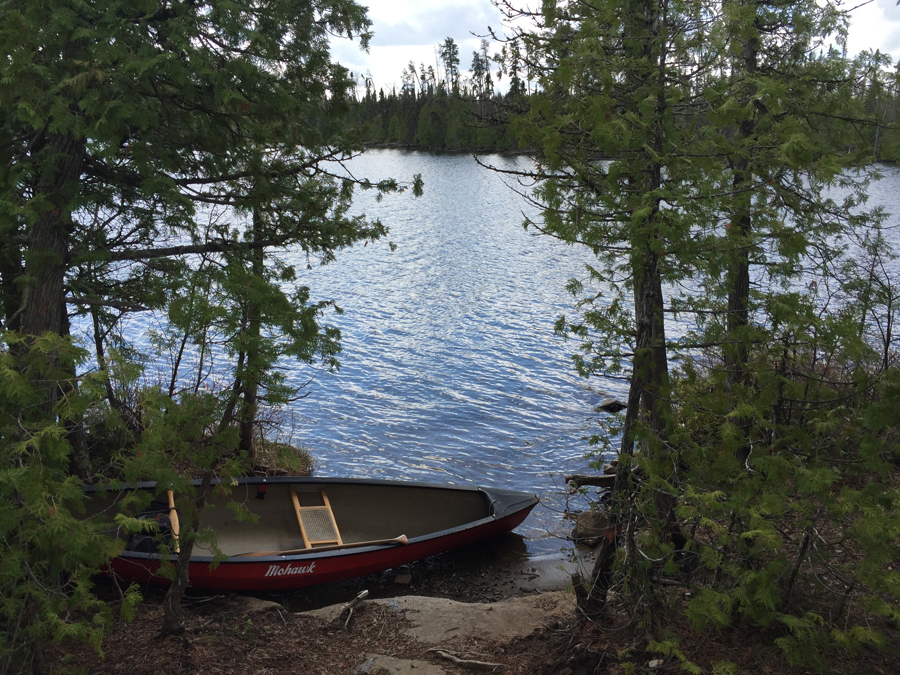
[90,477,539,589]
[117,511,506,564]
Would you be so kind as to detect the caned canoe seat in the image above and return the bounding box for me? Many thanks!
[289,486,343,549]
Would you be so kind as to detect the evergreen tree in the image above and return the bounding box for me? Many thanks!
[502,0,899,667]
[0,0,421,661]
[439,37,462,93]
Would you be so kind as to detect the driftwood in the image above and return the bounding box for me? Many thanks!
[330,590,368,628]
[428,648,504,670]
[565,474,616,489]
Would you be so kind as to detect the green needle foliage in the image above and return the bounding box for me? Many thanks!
[0,333,142,674]
[1,0,422,667]
[501,0,900,669]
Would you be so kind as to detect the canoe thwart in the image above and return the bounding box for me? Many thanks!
[234,534,409,558]
[87,476,540,591]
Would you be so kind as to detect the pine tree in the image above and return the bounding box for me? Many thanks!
[0,0,421,661]
[501,0,899,665]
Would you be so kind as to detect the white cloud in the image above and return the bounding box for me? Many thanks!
[368,2,501,47]
[334,0,900,91]
[844,0,900,59]
[333,0,503,90]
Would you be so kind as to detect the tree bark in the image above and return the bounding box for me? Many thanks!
[724,3,760,469]
[580,534,617,619]
[161,471,214,636]
[22,131,85,338]
[0,238,24,331]
[724,7,759,389]
[238,210,265,460]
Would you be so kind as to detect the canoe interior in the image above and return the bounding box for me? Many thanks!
[85,481,492,557]
[201,482,490,557]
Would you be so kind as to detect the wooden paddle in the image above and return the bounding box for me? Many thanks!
[234,534,409,558]
[166,489,180,554]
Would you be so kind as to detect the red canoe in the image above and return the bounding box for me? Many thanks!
[84,477,539,591]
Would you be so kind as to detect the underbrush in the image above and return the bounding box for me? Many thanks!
[580,347,900,673]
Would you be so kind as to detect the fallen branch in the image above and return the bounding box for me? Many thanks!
[427,648,505,670]
[565,474,616,489]
[330,590,369,629]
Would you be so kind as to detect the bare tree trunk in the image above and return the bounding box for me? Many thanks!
[161,471,214,636]
[238,210,264,461]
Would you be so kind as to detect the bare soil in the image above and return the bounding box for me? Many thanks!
[49,538,900,674]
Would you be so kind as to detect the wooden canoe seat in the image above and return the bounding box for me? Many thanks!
[290,486,343,549]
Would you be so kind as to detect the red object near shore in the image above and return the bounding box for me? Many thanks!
[84,477,538,591]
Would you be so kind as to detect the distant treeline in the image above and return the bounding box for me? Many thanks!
[348,36,900,159]
[347,37,529,153]
[349,86,524,152]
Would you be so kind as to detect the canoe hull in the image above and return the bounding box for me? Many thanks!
[95,478,538,591]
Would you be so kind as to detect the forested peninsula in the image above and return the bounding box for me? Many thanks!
[348,35,900,159]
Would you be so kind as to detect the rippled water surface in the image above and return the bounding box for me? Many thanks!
[277,151,616,551]
[279,153,900,553]
[100,152,899,556]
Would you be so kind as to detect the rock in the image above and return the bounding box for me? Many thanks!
[368,591,575,644]
[229,596,283,614]
[394,573,413,585]
[572,510,610,544]
[595,397,626,413]
[648,659,664,668]
[357,654,449,674]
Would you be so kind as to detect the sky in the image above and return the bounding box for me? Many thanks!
[329,0,900,94]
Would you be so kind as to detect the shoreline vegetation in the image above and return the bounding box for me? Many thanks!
[346,36,900,161]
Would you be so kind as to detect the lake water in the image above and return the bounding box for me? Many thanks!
[270,151,900,554]
[276,151,899,554]
[98,150,898,557]
[279,150,615,553]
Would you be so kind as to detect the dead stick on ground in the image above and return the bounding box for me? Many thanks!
[427,648,505,670]
[330,590,368,628]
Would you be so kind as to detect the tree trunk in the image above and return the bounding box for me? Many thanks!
[724,5,760,469]
[621,248,669,453]
[725,216,751,385]
[0,239,24,331]
[22,131,85,339]
[724,8,759,388]
[238,210,264,460]
[18,130,84,428]
[619,0,680,549]
[578,535,617,619]
[161,471,214,636]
